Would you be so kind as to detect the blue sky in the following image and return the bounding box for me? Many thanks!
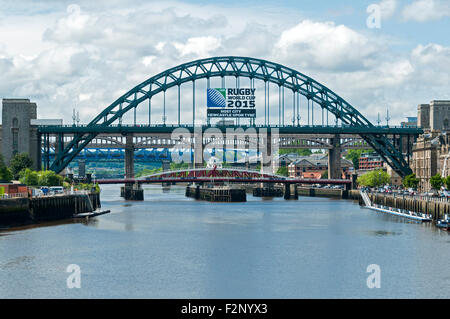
[0,0,449,125]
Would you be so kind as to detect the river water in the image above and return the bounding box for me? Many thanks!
[1,184,450,298]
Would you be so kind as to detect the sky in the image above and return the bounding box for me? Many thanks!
[0,0,449,125]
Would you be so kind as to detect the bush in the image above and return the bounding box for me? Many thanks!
[19,168,39,186]
[72,183,100,193]
[37,170,63,186]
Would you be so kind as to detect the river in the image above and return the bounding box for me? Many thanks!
[1,184,450,298]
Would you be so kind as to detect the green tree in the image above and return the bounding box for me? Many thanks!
[170,162,190,170]
[37,170,63,186]
[357,169,390,187]
[0,155,13,182]
[278,149,312,156]
[276,166,288,176]
[19,168,39,186]
[403,173,419,189]
[430,173,444,190]
[444,176,450,190]
[9,153,33,180]
[136,167,163,178]
[321,170,328,179]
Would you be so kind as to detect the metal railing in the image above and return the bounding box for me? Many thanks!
[368,190,450,203]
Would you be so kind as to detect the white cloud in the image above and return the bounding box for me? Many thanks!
[174,36,221,57]
[402,0,450,22]
[274,20,378,71]
[410,43,450,87]
[0,1,449,126]
[379,0,398,19]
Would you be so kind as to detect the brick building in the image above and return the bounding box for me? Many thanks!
[358,153,383,170]
[288,154,353,179]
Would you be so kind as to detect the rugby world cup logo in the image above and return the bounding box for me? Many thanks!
[207,88,226,108]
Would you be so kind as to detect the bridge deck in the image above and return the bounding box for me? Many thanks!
[97,178,352,185]
[38,124,422,135]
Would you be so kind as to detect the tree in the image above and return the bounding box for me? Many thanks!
[19,168,39,186]
[321,171,328,179]
[357,169,390,187]
[430,174,444,190]
[9,153,33,180]
[37,170,63,186]
[276,166,288,176]
[0,155,12,182]
[403,173,419,189]
[279,148,312,156]
[445,176,450,190]
[345,149,371,170]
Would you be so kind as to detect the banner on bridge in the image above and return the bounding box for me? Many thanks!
[207,88,256,118]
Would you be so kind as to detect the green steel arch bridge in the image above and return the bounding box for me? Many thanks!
[37,56,422,178]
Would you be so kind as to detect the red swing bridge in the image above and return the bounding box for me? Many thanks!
[96,167,352,188]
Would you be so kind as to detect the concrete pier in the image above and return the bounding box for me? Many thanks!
[125,133,135,179]
[297,186,349,199]
[186,185,246,202]
[284,183,299,200]
[328,134,342,179]
[253,186,283,197]
[120,183,144,200]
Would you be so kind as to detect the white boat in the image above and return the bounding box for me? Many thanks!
[360,191,432,222]
[73,210,111,219]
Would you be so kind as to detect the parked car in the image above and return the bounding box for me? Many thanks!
[426,190,439,197]
[49,186,64,195]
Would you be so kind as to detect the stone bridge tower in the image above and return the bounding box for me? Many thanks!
[1,99,40,171]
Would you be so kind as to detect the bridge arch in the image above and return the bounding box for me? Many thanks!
[51,56,411,177]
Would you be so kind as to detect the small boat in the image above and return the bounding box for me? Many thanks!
[436,215,450,230]
[73,210,111,219]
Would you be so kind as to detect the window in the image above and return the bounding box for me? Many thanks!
[12,117,19,155]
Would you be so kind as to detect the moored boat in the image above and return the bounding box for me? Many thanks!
[436,215,450,230]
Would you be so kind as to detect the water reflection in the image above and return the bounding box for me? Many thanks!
[1,184,450,298]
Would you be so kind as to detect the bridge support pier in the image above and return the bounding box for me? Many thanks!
[121,182,144,201]
[194,130,203,169]
[125,133,135,179]
[260,131,272,176]
[328,134,341,179]
[54,133,64,173]
[284,183,298,200]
